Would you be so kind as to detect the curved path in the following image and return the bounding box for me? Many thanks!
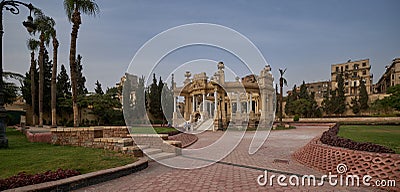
[76,125,372,191]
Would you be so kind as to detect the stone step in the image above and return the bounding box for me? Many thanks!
[121,146,143,157]
[94,137,133,147]
[143,148,162,155]
[136,145,150,149]
[148,152,176,161]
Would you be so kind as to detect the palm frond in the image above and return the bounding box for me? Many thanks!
[64,0,100,22]
[63,0,75,22]
[26,38,40,51]
[283,78,288,87]
[77,0,100,16]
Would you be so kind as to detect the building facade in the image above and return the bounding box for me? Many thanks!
[172,62,275,130]
[331,59,373,96]
[374,58,400,93]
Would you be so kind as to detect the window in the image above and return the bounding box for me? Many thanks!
[345,65,348,70]
[341,66,343,72]
[354,64,359,70]
[362,70,366,75]
[353,72,357,77]
[336,67,339,72]
[362,62,366,67]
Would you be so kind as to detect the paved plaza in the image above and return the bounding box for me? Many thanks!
[76,125,375,191]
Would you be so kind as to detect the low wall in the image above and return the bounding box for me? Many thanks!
[102,126,130,138]
[51,127,103,147]
[25,131,52,143]
[293,137,400,190]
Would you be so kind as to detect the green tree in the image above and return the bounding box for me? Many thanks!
[149,74,162,120]
[284,84,297,116]
[385,84,400,110]
[76,54,88,96]
[56,64,72,125]
[26,38,40,125]
[32,14,55,126]
[359,79,369,111]
[94,80,104,95]
[298,81,309,100]
[134,76,146,121]
[57,65,71,98]
[2,72,22,104]
[50,28,59,127]
[161,82,173,124]
[350,97,361,115]
[64,0,100,127]
[278,68,287,125]
[335,72,346,115]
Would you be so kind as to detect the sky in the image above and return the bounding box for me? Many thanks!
[3,0,400,94]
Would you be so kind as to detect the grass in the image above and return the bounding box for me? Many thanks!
[338,125,400,154]
[129,126,178,134]
[0,128,137,179]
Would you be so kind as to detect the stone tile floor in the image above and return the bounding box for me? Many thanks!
[76,125,381,192]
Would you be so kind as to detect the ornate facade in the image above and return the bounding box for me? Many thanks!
[172,62,275,131]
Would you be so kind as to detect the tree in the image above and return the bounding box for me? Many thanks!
[284,84,297,116]
[278,68,287,125]
[57,65,71,98]
[76,54,88,96]
[298,81,309,100]
[26,38,40,125]
[2,72,22,104]
[359,79,369,111]
[335,72,346,115]
[350,97,361,115]
[56,64,72,125]
[32,14,55,126]
[94,80,104,95]
[385,84,400,111]
[50,28,59,127]
[133,76,146,121]
[149,74,162,120]
[64,0,100,127]
[21,50,52,124]
[161,83,173,124]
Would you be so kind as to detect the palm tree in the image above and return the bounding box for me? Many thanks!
[278,68,287,126]
[50,29,59,127]
[32,14,55,127]
[26,38,40,125]
[64,0,99,127]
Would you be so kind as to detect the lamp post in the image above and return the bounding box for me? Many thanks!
[0,0,37,148]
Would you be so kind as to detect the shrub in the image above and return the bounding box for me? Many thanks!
[0,169,80,190]
[293,115,300,122]
[320,124,395,153]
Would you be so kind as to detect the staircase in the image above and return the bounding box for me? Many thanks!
[93,135,180,161]
[193,118,214,131]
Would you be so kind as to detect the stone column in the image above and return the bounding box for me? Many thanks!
[192,95,195,113]
[237,92,241,113]
[214,89,218,112]
[213,88,218,131]
[249,93,253,112]
[202,93,206,113]
[173,96,177,113]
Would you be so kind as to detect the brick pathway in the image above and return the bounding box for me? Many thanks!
[76,125,377,191]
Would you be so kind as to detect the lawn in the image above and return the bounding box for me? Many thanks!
[338,125,400,154]
[0,128,137,179]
